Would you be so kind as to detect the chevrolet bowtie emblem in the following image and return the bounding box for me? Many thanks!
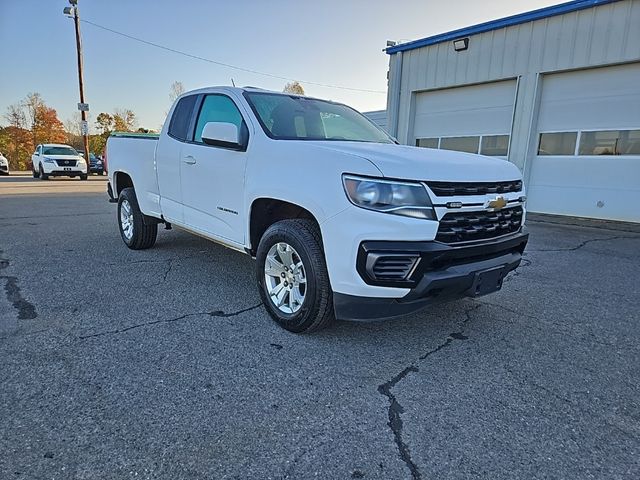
[487,195,507,210]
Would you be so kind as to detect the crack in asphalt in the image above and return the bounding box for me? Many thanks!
[377,304,480,479]
[529,235,635,252]
[0,251,37,320]
[144,258,175,288]
[78,303,263,339]
[503,257,531,283]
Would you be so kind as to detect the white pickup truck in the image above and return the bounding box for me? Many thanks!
[106,87,528,332]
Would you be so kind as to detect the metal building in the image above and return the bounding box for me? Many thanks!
[383,0,640,222]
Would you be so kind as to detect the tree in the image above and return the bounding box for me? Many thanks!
[283,81,305,95]
[3,104,32,170]
[33,106,66,145]
[113,109,136,132]
[22,93,45,146]
[169,81,185,104]
[95,112,114,135]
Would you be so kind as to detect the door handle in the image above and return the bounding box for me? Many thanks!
[183,155,196,165]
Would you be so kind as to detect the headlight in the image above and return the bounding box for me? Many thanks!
[342,175,435,220]
[77,158,86,164]
[96,160,102,165]
[43,157,55,164]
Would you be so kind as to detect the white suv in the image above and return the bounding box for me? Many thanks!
[0,152,8,175]
[31,144,87,180]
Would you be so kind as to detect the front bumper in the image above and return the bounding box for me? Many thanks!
[47,170,86,177]
[334,230,528,321]
[42,162,86,175]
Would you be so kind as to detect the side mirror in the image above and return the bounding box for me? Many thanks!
[201,122,245,150]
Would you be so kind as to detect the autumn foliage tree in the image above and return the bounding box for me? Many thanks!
[1,92,144,170]
[1,94,65,170]
[283,81,305,95]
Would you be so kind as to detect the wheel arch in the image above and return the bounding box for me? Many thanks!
[113,171,134,196]
[248,198,321,256]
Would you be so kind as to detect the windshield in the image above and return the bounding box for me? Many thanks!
[43,146,78,156]
[244,92,393,143]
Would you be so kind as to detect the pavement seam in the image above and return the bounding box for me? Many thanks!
[78,302,263,339]
[529,235,637,252]
[377,304,480,480]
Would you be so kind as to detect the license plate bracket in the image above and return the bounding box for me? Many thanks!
[470,266,505,297]
[64,167,72,171]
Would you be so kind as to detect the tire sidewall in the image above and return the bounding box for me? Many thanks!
[117,189,137,248]
[256,225,323,333]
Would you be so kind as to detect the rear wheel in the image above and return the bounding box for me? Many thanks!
[256,219,334,333]
[117,187,157,250]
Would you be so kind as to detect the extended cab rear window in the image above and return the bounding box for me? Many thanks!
[168,95,197,141]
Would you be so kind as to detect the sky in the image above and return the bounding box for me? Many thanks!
[0,0,559,132]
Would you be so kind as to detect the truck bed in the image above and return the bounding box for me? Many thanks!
[107,132,162,219]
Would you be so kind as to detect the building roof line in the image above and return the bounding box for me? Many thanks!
[385,0,620,54]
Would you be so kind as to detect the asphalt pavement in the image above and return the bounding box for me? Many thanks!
[1,174,639,479]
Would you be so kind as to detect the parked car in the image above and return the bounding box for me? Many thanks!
[78,151,105,175]
[106,87,528,333]
[89,153,105,175]
[0,152,8,175]
[32,144,87,180]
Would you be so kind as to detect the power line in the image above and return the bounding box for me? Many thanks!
[81,19,386,95]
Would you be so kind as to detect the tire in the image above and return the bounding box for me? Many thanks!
[117,187,158,250]
[99,171,104,176]
[256,219,334,333]
[32,167,39,178]
[39,164,49,180]
[80,174,88,180]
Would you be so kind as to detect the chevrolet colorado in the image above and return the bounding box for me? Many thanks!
[106,87,528,332]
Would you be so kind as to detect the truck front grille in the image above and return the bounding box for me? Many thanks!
[55,159,77,167]
[436,206,523,243]
[426,180,522,196]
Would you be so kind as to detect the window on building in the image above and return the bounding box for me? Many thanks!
[480,135,510,156]
[538,132,577,155]
[440,136,479,154]
[416,138,439,149]
[579,129,640,155]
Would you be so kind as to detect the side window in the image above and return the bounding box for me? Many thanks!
[194,95,244,144]
[168,95,197,141]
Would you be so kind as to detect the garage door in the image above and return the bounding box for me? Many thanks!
[413,80,516,158]
[528,63,640,222]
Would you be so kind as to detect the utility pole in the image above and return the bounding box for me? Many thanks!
[64,0,90,174]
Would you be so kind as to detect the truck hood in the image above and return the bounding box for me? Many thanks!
[310,142,522,182]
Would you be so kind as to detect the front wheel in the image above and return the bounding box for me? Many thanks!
[256,219,334,333]
[39,164,48,180]
[80,174,88,180]
[117,187,157,250]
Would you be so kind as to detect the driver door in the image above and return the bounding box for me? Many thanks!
[179,94,248,244]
